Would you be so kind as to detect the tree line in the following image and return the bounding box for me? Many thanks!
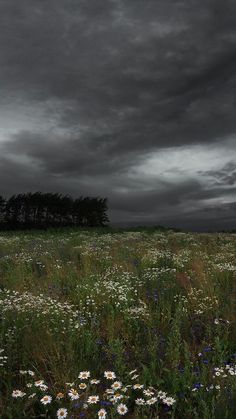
[0,192,109,230]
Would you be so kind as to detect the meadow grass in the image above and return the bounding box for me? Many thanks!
[0,228,236,418]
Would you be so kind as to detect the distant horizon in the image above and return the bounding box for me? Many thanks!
[0,190,235,233]
[111,221,236,233]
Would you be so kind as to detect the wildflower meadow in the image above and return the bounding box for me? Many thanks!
[0,228,236,418]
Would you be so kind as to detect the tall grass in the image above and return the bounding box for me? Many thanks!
[0,229,236,418]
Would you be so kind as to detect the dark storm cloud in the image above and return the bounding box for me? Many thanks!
[199,162,236,186]
[109,181,236,231]
[0,0,236,229]
[2,130,142,176]
[1,0,236,147]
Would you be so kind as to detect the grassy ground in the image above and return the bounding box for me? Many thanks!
[0,228,236,418]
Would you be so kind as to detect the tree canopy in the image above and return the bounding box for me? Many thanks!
[0,192,109,230]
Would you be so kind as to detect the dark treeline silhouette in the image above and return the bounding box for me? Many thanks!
[0,192,109,230]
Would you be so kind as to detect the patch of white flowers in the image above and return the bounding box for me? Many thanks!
[76,266,149,319]
[11,368,176,417]
[0,289,85,333]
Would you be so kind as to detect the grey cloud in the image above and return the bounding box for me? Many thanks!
[200,161,236,186]
[1,0,236,147]
[0,0,236,229]
[2,130,144,176]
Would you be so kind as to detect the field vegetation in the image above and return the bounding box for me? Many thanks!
[0,228,236,418]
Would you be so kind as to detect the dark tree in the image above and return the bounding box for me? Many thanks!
[0,195,5,225]
[0,192,109,230]
[72,197,108,227]
[5,195,23,227]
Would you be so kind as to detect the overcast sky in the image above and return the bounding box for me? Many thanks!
[0,0,236,230]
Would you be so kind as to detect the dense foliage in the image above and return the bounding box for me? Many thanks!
[0,229,236,418]
[0,193,108,229]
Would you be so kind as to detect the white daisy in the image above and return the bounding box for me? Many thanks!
[34,380,44,387]
[98,408,107,418]
[79,371,90,379]
[40,395,52,405]
[143,389,154,397]
[57,408,68,418]
[111,381,122,390]
[87,395,99,404]
[135,398,146,405]
[163,396,176,406]
[117,403,128,415]
[133,384,144,390]
[12,390,26,398]
[90,379,100,384]
[157,391,167,399]
[146,397,157,405]
[104,371,116,380]
[68,389,80,400]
